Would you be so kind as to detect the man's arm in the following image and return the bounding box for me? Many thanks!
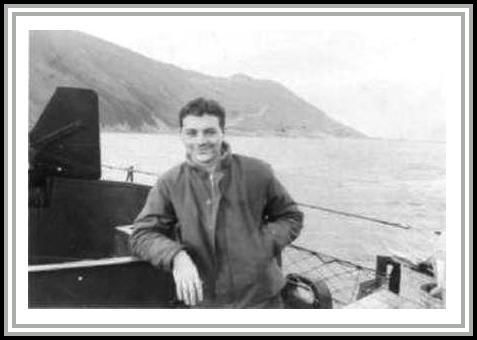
[129,178,184,271]
[262,170,304,255]
[129,178,203,306]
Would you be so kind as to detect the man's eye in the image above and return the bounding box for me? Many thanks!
[204,129,217,136]
[185,131,197,137]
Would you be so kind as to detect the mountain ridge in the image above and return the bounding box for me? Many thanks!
[29,30,366,138]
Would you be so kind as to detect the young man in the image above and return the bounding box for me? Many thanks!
[130,98,304,308]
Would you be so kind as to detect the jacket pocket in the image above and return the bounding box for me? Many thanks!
[260,227,277,259]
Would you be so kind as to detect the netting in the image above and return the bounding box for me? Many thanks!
[282,245,377,308]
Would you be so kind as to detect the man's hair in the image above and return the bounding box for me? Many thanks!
[179,98,226,131]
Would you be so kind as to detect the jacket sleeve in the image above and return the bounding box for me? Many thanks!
[129,178,184,271]
[262,169,304,254]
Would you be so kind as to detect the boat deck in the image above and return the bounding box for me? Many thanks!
[344,288,443,309]
[282,245,444,309]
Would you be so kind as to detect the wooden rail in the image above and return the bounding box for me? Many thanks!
[28,256,141,273]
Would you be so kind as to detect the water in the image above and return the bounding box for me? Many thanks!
[101,132,446,268]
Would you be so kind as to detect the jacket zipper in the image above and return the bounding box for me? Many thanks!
[210,171,236,304]
[209,173,215,197]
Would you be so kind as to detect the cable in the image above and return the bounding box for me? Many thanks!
[296,202,442,236]
[101,163,442,236]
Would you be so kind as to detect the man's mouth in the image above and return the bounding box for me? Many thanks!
[197,147,212,153]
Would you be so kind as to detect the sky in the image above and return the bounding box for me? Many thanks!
[76,15,461,141]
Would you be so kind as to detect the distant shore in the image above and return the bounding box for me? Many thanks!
[100,128,445,144]
[100,126,365,139]
[100,129,350,140]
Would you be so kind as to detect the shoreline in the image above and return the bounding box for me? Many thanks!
[100,129,445,144]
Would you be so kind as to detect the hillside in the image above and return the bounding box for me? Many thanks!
[29,30,365,138]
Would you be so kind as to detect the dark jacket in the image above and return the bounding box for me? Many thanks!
[130,145,304,308]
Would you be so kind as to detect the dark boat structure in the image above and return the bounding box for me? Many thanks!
[28,87,444,309]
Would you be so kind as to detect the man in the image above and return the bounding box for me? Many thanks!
[130,98,304,308]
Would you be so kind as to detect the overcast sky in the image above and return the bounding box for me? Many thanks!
[78,15,461,141]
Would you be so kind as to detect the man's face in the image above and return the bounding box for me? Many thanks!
[180,114,224,167]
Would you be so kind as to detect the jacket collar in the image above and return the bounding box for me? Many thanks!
[185,141,232,174]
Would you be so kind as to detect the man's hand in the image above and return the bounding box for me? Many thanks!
[172,250,203,306]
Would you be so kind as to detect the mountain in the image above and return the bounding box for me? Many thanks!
[29,30,365,138]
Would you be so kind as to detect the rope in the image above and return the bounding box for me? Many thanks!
[101,163,442,236]
[296,202,441,236]
[296,202,411,229]
[289,244,376,272]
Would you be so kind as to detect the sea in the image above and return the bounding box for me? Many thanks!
[101,132,446,268]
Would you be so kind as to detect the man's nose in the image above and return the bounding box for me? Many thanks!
[196,133,208,144]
